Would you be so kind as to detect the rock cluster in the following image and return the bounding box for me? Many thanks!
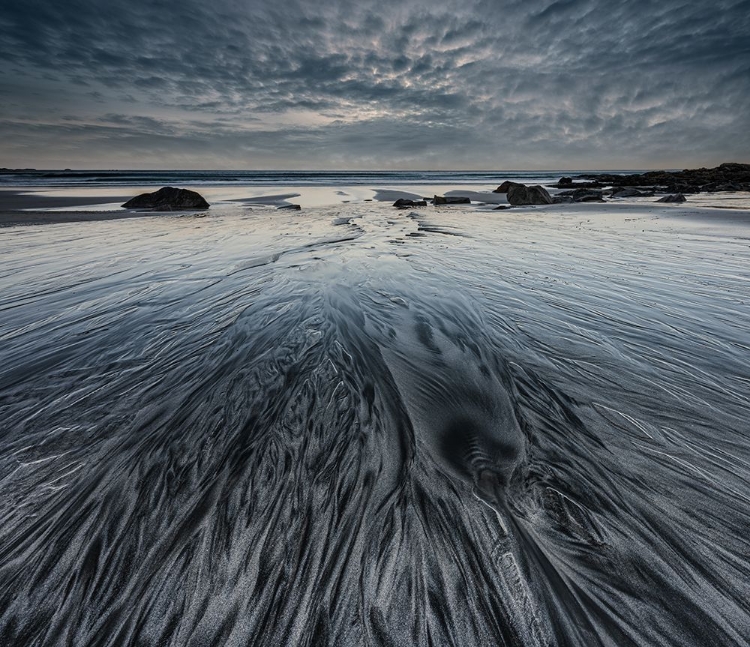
[610,187,654,198]
[556,188,604,203]
[433,195,471,205]
[122,187,209,210]
[573,162,750,193]
[391,196,471,207]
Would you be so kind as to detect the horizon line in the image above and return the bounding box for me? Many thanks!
[2,166,699,173]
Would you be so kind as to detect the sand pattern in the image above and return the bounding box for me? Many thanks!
[1,203,749,645]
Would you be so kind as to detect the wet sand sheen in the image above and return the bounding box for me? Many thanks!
[1,203,749,646]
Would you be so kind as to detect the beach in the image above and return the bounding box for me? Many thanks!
[2,175,750,225]
[1,181,750,645]
[3,0,749,639]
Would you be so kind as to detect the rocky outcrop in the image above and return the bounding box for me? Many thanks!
[507,184,553,205]
[433,195,471,205]
[493,181,524,194]
[657,194,686,203]
[575,163,750,192]
[122,187,209,210]
[277,203,302,210]
[393,198,427,208]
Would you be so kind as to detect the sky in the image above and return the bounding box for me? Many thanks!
[0,0,748,170]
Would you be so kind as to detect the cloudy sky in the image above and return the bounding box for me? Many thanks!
[0,0,748,170]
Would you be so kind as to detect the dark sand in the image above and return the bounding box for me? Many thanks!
[0,190,131,211]
[0,189,217,226]
[0,210,160,227]
[0,190,141,226]
[2,201,750,645]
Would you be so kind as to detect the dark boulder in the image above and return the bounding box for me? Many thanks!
[507,184,553,205]
[552,195,575,204]
[277,203,302,210]
[433,195,471,205]
[393,198,427,208]
[493,181,525,194]
[558,177,573,187]
[122,186,209,210]
[657,194,686,203]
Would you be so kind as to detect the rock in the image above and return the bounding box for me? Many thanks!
[572,188,604,202]
[277,203,302,210]
[552,195,574,204]
[657,194,686,203]
[558,188,604,202]
[493,205,511,210]
[122,186,209,210]
[610,187,653,198]
[558,177,573,187]
[493,181,525,193]
[507,184,553,205]
[393,198,427,208]
[433,195,471,205]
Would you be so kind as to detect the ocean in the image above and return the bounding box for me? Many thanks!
[0,169,648,188]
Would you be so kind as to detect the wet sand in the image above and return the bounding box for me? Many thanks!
[0,210,163,227]
[1,200,750,645]
[0,190,132,211]
[2,197,750,229]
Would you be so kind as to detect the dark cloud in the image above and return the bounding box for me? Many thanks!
[0,0,748,168]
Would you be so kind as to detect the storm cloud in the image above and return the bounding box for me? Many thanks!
[0,0,748,168]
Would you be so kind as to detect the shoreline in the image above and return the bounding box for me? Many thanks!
[3,164,749,222]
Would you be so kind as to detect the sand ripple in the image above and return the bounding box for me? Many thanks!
[1,205,749,645]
